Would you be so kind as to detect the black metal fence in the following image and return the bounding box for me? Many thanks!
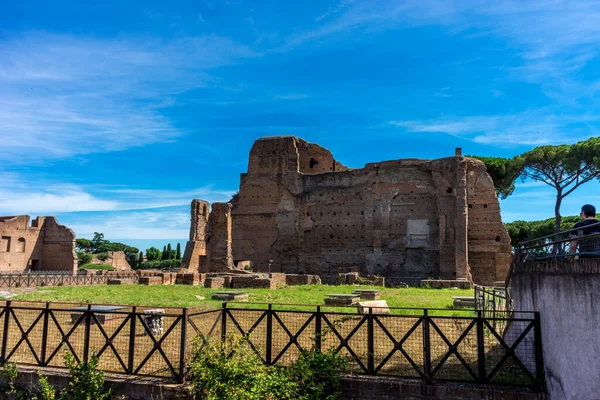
[0,273,138,288]
[0,301,544,389]
[515,222,600,261]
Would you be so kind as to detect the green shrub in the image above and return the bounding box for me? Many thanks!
[95,253,109,262]
[137,259,182,270]
[188,335,298,400]
[188,335,346,400]
[36,372,56,400]
[76,251,92,267]
[288,342,347,400]
[59,352,111,400]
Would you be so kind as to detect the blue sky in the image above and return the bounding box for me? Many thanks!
[1,0,599,251]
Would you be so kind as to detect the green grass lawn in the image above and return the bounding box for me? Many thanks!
[79,263,115,270]
[13,284,473,315]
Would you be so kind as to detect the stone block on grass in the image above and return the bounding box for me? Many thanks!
[138,276,162,285]
[357,300,390,315]
[107,279,133,285]
[204,277,225,289]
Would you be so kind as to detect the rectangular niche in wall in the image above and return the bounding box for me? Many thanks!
[406,219,429,248]
[1,236,11,252]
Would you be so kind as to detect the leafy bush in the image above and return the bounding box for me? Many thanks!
[188,335,346,400]
[137,259,182,270]
[188,336,298,400]
[288,342,347,400]
[76,251,92,267]
[59,353,111,400]
[95,253,109,262]
[36,372,56,400]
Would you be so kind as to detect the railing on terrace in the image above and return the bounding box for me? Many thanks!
[474,285,510,326]
[0,273,138,288]
[0,301,544,389]
[515,221,600,262]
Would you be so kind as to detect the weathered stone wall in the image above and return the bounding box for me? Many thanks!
[206,202,234,272]
[231,136,511,285]
[182,200,237,273]
[511,259,600,400]
[0,215,76,273]
[91,251,132,271]
[182,199,209,272]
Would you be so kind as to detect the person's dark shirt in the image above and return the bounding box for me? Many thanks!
[571,219,600,254]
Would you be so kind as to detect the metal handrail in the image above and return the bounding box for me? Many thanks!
[517,221,600,246]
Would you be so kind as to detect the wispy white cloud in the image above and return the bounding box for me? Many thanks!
[0,32,258,162]
[315,0,357,22]
[389,110,600,146]
[0,174,235,215]
[66,210,191,240]
[292,0,600,102]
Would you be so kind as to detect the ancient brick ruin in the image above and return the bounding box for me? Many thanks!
[181,200,236,272]
[223,136,511,285]
[90,251,132,271]
[0,215,77,274]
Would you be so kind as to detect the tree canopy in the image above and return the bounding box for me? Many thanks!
[470,155,523,199]
[473,136,600,233]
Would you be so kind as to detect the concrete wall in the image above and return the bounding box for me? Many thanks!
[511,259,600,400]
[0,215,76,273]
[231,136,511,285]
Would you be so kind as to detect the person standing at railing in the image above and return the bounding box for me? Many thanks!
[569,204,600,258]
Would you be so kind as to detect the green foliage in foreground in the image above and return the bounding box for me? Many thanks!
[60,353,111,400]
[78,263,115,271]
[16,285,473,315]
[0,353,110,400]
[188,335,346,400]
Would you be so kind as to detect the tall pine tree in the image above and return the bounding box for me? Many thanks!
[167,243,173,259]
[162,245,168,260]
[176,243,181,260]
[138,251,144,267]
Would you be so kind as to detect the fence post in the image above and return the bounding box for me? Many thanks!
[40,302,50,366]
[533,312,545,391]
[83,304,92,363]
[367,307,374,374]
[422,309,432,382]
[315,306,322,352]
[128,306,137,374]
[221,303,227,343]
[476,311,486,383]
[178,308,188,383]
[1,300,11,364]
[266,304,273,365]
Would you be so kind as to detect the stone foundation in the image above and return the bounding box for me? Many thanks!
[420,279,472,289]
[138,276,162,285]
[204,277,225,289]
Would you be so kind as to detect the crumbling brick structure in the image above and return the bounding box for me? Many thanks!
[229,136,512,285]
[0,215,77,274]
[90,251,132,271]
[182,200,236,273]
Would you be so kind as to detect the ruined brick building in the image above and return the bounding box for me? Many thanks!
[181,200,235,273]
[183,136,512,285]
[0,216,77,273]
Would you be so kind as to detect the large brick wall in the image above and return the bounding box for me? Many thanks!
[0,215,77,273]
[230,136,511,285]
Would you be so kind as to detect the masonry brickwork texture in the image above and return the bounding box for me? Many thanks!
[227,136,511,285]
[0,215,77,274]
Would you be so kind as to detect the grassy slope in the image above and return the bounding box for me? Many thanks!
[15,284,473,314]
